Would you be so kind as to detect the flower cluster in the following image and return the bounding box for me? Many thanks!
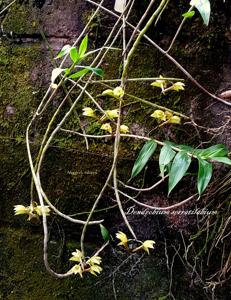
[151,76,185,94]
[68,249,102,278]
[151,75,167,91]
[82,106,129,134]
[151,110,181,124]
[14,202,50,221]
[100,123,129,134]
[116,231,155,254]
[102,86,124,99]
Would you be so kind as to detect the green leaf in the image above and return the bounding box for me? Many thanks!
[168,151,191,194]
[190,0,211,26]
[68,66,104,79]
[100,224,110,242]
[68,68,90,79]
[70,47,80,63]
[131,140,157,178]
[211,157,231,165]
[79,35,88,57]
[177,145,194,152]
[64,68,71,76]
[159,144,176,178]
[197,159,213,194]
[195,144,228,159]
[85,66,104,77]
[182,10,195,18]
[56,45,71,59]
[87,67,104,77]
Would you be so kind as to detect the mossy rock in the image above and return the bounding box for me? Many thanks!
[0,42,41,137]
[2,1,39,35]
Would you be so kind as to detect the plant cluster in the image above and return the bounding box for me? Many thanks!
[10,0,230,293]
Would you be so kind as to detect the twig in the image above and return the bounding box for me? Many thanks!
[116,189,198,211]
[86,77,184,83]
[0,0,16,15]
[119,175,168,192]
[87,0,231,107]
[166,5,194,53]
[123,0,156,55]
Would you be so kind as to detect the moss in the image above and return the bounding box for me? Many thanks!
[2,2,39,35]
[0,1,229,298]
[0,42,41,137]
[0,225,212,300]
[0,45,9,65]
[0,226,149,299]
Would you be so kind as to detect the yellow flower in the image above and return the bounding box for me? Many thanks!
[87,256,102,266]
[69,249,84,262]
[151,75,167,90]
[151,110,166,121]
[133,240,155,254]
[14,203,50,221]
[102,87,124,99]
[171,82,185,91]
[88,264,102,276]
[87,255,102,276]
[101,123,112,134]
[102,89,114,96]
[142,240,155,254]
[120,125,129,133]
[34,205,50,216]
[164,111,173,120]
[105,109,119,119]
[68,254,103,278]
[113,86,124,98]
[169,116,181,124]
[14,205,29,215]
[116,231,128,247]
[82,107,96,118]
[68,264,83,277]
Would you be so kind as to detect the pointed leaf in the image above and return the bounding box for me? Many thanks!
[195,144,228,159]
[70,47,80,63]
[100,224,110,242]
[182,11,195,19]
[190,0,211,26]
[168,151,191,194]
[89,67,104,77]
[197,159,212,194]
[131,140,157,178]
[177,145,194,152]
[79,35,88,57]
[68,68,89,79]
[159,144,176,178]
[211,157,231,165]
[56,45,71,59]
[84,66,104,77]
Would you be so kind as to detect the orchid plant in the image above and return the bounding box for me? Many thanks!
[13,0,231,283]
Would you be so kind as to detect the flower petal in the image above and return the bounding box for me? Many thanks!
[151,110,166,121]
[120,125,129,134]
[82,107,96,118]
[101,123,112,134]
[113,86,124,98]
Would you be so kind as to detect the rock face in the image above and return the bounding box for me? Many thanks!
[212,11,231,146]
[0,0,230,299]
[3,0,86,38]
